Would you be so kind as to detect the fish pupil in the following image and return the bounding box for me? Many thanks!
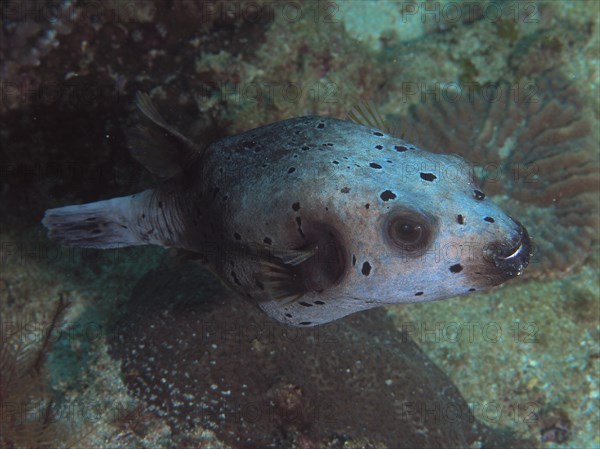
[385,213,432,253]
[396,222,422,243]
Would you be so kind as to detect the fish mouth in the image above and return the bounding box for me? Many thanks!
[485,220,532,279]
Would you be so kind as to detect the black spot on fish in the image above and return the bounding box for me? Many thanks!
[317,123,325,129]
[484,217,495,223]
[457,214,465,225]
[341,187,350,193]
[415,291,424,296]
[450,264,463,273]
[352,254,356,266]
[474,190,485,200]
[292,202,300,211]
[314,300,325,305]
[394,145,409,152]
[380,190,396,201]
[332,160,339,164]
[369,162,382,169]
[373,131,383,136]
[361,261,372,276]
[469,288,476,292]
[263,237,272,245]
[288,167,296,174]
[233,232,241,240]
[365,203,370,209]
[301,146,310,151]
[420,172,437,182]
[285,313,293,318]
[299,301,313,307]
[375,145,383,149]
[300,321,312,326]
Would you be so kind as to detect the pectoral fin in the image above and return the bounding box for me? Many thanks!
[253,244,317,304]
[270,245,317,266]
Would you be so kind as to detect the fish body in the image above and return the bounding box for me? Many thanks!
[43,94,531,326]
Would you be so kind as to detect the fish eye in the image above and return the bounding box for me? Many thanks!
[385,213,433,253]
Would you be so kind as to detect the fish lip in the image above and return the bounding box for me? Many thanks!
[490,221,532,278]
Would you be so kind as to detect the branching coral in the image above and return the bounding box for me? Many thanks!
[402,71,599,278]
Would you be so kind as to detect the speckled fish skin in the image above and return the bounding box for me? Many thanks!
[43,102,531,327]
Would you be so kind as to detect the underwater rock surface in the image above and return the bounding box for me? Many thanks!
[109,260,536,448]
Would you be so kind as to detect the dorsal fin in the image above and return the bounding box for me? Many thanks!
[125,124,183,178]
[347,100,403,138]
[126,92,206,178]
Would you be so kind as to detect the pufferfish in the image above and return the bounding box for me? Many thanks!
[43,93,531,327]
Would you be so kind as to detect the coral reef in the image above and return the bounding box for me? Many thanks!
[0,0,272,227]
[109,260,536,448]
[401,70,599,278]
[0,1,597,448]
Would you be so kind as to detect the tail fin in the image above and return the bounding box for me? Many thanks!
[42,195,146,249]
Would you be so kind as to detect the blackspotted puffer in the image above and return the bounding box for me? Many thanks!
[43,93,531,326]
